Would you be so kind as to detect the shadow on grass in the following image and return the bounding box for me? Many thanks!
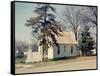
[45,56,78,62]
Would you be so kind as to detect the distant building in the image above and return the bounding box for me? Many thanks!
[15,41,28,58]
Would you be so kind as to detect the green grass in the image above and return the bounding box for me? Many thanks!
[15,57,26,64]
[45,56,77,62]
[15,56,78,64]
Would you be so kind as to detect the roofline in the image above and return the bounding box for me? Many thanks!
[57,43,78,45]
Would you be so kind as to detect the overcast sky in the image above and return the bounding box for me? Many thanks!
[15,2,65,43]
[15,2,96,44]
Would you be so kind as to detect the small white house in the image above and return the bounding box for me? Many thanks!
[26,32,79,63]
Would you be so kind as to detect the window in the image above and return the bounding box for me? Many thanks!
[71,46,73,54]
[57,48,60,54]
[57,45,60,54]
[64,46,66,52]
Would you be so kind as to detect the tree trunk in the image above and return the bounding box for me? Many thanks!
[42,6,47,62]
[42,45,45,61]
[74,32,77,41]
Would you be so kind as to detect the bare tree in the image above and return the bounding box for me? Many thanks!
[80,6,97,26]
[79,6,97,38]
[62,6,82,40]
[62,6,97,41]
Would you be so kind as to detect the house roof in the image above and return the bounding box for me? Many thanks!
[56,32,78,44]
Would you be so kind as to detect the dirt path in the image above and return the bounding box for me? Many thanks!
[15,56,97,74]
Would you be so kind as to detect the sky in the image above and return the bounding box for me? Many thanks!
[15,2,36,43]
[15,2,65,44]
[15,2,96,44]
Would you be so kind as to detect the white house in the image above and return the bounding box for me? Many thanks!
[26,32,79,63]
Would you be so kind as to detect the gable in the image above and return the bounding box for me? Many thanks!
[56,32,78,44]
